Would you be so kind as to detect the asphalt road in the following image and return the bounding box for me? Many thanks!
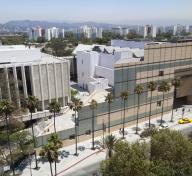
[180,126,192,136]
[65,162,101,176]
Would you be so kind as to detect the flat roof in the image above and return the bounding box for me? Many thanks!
[0,45,65,65]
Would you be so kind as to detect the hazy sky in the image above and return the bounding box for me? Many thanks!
[1,0,192,24]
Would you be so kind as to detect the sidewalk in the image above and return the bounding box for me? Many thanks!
[18,107,192,176]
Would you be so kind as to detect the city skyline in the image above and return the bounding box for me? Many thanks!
[1,0,192,25]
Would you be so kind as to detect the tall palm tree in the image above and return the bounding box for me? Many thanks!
[105,93,113,134]
[159,81,171,125]
[171,78,180,122]
[120,91,128,138]
[39,143,55,176]
[148,81,157,128]
[25,96,39,169]
[0,100,15,175]
[134,84,144,134]
[69,98,83,156]
[89,99,98,150]
[48,101,61,133]
[101,134,120,158]
[48,133,62,176]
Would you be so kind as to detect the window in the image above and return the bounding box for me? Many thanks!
[157,101,161,107]
[82,72,84,76]
[159,71,164,76]
[82,60,83,64]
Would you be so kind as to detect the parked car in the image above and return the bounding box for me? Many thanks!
[178,118,192,124]
[160,122,169,128]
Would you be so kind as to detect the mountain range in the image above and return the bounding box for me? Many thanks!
[0,20,118,32]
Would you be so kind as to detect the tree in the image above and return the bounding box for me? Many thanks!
[134,85,144,134]
[105,93,113,134]
[102,134,120,159]
[158,81,171,125]
[25,96,39,169]
[89,99,98,150]
[39,143,55,176]
[10,130,33,155]
[0,100,15,175]
[151,129,192,175]
[48,101,61,133]
[101,141,150,176]
[71,89,78,101]
[120,91,128,138]
[101,129,192,176]
[69,98,83,156]
[148,81,157,127]
[48,133,62,176]
[171,78,180,122]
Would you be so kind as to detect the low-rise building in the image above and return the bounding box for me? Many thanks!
[0,45,70,113]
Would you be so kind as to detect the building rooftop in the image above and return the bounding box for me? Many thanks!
[0,45,65,65]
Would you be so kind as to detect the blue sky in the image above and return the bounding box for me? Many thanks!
[1,0,192,24]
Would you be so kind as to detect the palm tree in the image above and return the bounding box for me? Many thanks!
[0,100,15,175]
[101,134,120,158]
[48,133,62,176]
[159,81,171,125]
[105,93,113,134]
[148,81,157,128]
[134,84,144,134]
[69,98,83,156]
[120,91,128,138]
[48,101,61,133]
[25,96,39,169]
[171,78,180,122]
[89,99,98,150]
[39,143,55,176]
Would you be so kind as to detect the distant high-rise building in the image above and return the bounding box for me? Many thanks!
[75,26,102,39]
[173,24,185,35]
[144,25,156,38]
[45,27,64,41]
[28,27,45,41]
[112,27,123,35]
[122,27,129,36]
[97,28,103,39]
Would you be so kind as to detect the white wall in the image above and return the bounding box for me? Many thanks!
[95,65,114,86]
[77,51,99,89]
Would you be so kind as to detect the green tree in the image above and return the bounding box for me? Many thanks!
[101,129,192,176]
[105,93,113,134]
[151,129,192,175]
[171,77,180,122]
[101,140,150,176]
[0,100,15,175]
[10,130,33,155]
[148,81,157,127]
[48,133,62,176]
[120,91,128,138]
[39,143,55,176]
[25,96,39,169]
[102,134,120,159]
[48,101,61,133]
[158,81,171,125]
[71,88,78,101]
[134,85,144,134]
[89,99,98,150]
[69,98,83,156]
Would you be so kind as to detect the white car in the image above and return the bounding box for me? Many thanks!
[160,122,169,128]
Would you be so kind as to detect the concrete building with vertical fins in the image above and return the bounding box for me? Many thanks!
[0,45,70,115]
